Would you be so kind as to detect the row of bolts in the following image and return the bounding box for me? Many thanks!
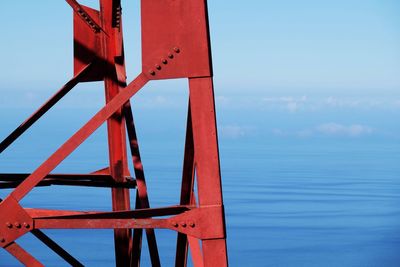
[1,220,195,243]
[149,47,181,76]
[77,8,100,32]
[77,6,122,32]
[0,222,31,243]
[172,221,196,228]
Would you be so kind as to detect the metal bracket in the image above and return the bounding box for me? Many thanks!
[167,205,225,240]
[0,197,33,247]
[73,5,104,82]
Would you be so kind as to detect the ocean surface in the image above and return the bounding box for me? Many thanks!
[1,105,400,266]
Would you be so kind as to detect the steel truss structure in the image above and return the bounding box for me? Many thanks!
[0,0,228,266]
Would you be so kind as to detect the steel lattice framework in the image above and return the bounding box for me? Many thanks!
[0,0,228,266]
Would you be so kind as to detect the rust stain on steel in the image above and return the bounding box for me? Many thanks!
[0,0,228,266]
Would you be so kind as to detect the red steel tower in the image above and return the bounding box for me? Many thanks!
[0,0,228,266]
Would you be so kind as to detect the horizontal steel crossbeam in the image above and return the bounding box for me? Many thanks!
[0,173,136,189]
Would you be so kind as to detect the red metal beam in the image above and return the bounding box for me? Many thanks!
[0,173,136,189]
[8,73,148,202]
[32,206,225,240]
[30,205,190,220]
[98,0,133,263]
[189,77,228,266]
[0,63,93,154]
[4,242,44,267]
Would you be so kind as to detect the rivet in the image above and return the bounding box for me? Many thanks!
[168,53,174,59]
[162,59,168,65]
[23,222,30,229]
[149,70,156,76]
[173,47,180,53]
[189,221,195,228]
[155,64,161,70]
[14,222,21,229]
[181,222,187,228]
[6,222,12,228]
[172,222,178,227]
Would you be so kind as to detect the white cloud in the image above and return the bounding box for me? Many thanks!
[262,95,307,112]
[258,95,400,112]
[219,125,254,139]
[271,128,287,137]
[316,123,373,137]
[393,100,400,108]
[272,123,374,138]
[321,96,386,109]
[296,129,314,137]
[215,95,231,107]
[286,101,298,112]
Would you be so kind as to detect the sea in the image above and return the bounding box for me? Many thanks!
[0,90,400,266]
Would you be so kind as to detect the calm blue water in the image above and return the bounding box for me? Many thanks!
[1,106,400,266]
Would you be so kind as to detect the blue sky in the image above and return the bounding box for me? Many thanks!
[210,0,400,91]
[0,0,399,142]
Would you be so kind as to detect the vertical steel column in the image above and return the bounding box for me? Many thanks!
[189,77,228,267]
[99,0,132,265]
[175,103,199,267]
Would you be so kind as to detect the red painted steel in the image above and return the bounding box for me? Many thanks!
[0,0,228,266]
[141,0,212,80]
[73,5,103,82]
[3,242,44,267]
[0,63,93,154]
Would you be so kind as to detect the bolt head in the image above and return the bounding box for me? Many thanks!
[162,59,168,64]
[0,238,5,243]
[173,47,180,53]
[6,222,12,228]
[155,64,161,70]
[23,222,30,229]
[172,222,178,227]
[189,221,195,228]
[149,70,156,76]
[181,222,187,228]
[14,222,21,228]
[168,53,174,59]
